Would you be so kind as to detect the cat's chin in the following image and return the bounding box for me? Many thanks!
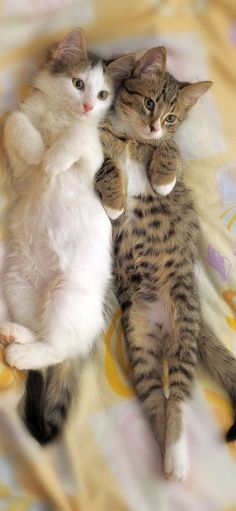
[73,108,103,122]
[71,110,96,122]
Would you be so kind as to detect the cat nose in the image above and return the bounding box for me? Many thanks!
[150,123,160,133]
[150,125,158,133]
[83,103,93,112]
[150,119,161,133]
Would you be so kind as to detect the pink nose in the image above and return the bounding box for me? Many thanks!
[150,123,160,133]
[83,102,93,112]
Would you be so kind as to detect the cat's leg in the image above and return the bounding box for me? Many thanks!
[1,264,40,361]
[148,143,181,196]
[3,260,38,329]
[164,352,194,482]
[5,275,105,370]
[0,263,39,355]
[163,275,199,482]
[95,158,126,220]
[0,322,35,345]
[5,341,63,370]
[122,303,166,457]
[164,400,189,482]
[4,112,45,166]
[42,126,85,175]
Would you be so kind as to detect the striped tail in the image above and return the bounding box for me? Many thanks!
[199,322,236,441]
[23,360,78,445]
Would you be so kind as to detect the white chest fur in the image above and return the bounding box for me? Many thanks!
[120,146,152,197]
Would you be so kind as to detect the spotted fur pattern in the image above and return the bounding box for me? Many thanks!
[96,49,236,480]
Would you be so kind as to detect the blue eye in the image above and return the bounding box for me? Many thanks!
[144,97,155,111]
[72,78,84,90]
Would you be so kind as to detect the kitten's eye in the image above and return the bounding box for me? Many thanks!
[144,97,155,112]
[72,78,84,90]
[165,114,177,124]
[97,90,108,100]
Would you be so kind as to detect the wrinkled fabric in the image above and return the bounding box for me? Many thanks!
[0,1,236,509]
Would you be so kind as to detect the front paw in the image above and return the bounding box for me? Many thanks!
[154,177,176,196]
[42,148,74,176]
[104,206,124,220]
[26,137,45,165]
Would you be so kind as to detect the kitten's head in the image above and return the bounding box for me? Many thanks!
[35,28,135,121]
[116,47,212,140]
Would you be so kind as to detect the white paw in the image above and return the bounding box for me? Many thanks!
[154,177,176,196]
[105,206,124,220]
[164,435,189,482]
[26,138,45,165]
[0,322,34,345]
[43,148,74,176]
[0,323,15,344]
[5,343,38,370]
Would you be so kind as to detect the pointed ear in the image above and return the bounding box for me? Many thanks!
[107,53,136,84]
[133,47,167,77]
[179,80,213,110]
[53,28,87,62]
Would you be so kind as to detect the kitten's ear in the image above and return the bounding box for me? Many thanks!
[107,53,136,84]
[53,28,87,62]
[179,80,212,110]
[133,47,167,77]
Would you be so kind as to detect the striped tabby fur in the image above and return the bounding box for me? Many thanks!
[95,47,236,481]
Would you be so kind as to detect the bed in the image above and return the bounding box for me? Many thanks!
[0,1,236,509]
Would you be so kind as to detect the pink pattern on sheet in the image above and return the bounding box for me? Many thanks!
[217,162,236,234]
[229,23,236,45]
[206,245,231,282]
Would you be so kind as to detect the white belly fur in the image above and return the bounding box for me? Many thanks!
[9,167,112,289]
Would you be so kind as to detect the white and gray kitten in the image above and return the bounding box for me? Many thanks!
[1,28,134,372]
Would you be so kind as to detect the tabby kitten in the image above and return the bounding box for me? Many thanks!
[95,47,236,481]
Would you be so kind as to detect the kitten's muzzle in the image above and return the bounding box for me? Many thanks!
[83,102,94,112]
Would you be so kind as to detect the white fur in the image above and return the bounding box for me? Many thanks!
[34,66,112,120]
[164,404,190,483]
[109,115,175,199]
[120,148,152,197]
[2,64,113,370]
[0,322,35,344]
[155,177,176,196]
[105,206,124,220]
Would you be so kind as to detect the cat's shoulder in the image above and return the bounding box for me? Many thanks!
[21,89,48,125]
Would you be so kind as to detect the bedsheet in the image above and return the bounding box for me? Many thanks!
[0,1,236,509]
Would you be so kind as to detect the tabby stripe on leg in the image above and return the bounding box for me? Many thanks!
[138,384,163,402]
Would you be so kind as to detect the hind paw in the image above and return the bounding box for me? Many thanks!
[164,435,189,482]
[0,323,35,345]
[5,343,38,370]
[0,323,19,344]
